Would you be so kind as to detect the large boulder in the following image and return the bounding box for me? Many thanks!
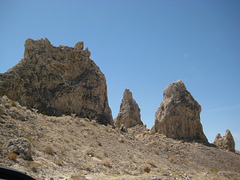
[214,129,235,152]
[114,89,143,128]
[0,38,113,125]
[151,80,208,143]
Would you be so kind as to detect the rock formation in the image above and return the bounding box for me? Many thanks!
[3,138,32,160]
[151,80,208,143]
[213,129,235,152]
[114,89,143,128]
[0,38,113,125]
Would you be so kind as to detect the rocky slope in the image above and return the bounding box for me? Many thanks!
[0,96,240,180]
[0,38,113,125]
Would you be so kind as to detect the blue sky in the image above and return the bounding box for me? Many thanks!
[0,0,239,150]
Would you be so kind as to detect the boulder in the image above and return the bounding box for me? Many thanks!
[114,89,143,128]
[151,80,208,143]
[3,137,32,160]
[214,129,235,152]
[0,38,113,125]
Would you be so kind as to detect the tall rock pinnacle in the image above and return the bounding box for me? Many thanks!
[114,89,143,128]
[151,80,208,143]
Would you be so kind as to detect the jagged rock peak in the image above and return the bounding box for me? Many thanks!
[0,38,113,125]
[151,80,208,143]
[114,89,143,128]
[214,129,235,152]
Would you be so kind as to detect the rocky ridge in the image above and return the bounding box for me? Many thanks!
[0,38,113,125]
[114,89,143,128]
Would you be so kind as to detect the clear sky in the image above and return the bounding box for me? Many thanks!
[0,0,239,150]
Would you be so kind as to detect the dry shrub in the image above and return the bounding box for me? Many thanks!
[25,135,36,146]
[210,168,219,174]
[55,158,63,166]
[154,150,159,155]
[143,166,151,173]
[44,146,54,155]
[103,151,108,157]
[71,172,83,180]
[102,158,112,168]
[0,109,4,115]
[7,152,18,161]
[0,142,2,151]
[27,161,39,172]
[10,100,17,107]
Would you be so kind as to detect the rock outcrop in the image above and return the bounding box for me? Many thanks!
[151,80,208,143]
[214,129,235,152]
[0,38,113,125]
[3,138,32,160]
[114,89,143,128]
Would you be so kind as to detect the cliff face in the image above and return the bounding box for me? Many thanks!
[0,38,113,125]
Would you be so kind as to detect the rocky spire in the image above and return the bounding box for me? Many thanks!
[0,38,113,125]
[151,80,208,143]
[214,129,235,152]
[114,89,143,128]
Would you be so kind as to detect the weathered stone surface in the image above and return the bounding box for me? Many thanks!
[0,38,113,125]
[214,129,235,152]
[114,89,143,128]
[3,138,32,160]
[151,80,208,143]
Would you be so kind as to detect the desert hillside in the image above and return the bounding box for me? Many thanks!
[0,95,240,180]
[0,39,239,180]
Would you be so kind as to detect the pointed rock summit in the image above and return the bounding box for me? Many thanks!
[214,129,235,152]
[0,38,113,125]
[151,80,208,143]
[114,89,143,128]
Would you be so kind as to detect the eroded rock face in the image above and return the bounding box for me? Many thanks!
[214,129,235,152]
[114,89,142,128]
[151,80,208,143]
[0,38,113,125]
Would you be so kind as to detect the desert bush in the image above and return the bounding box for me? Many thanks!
[210,168,219,173]
[0,142,2,151]
[25,135,36,146]
[44,146,54,155]
[154,150,159,155]
[71,172,83,180]
[55,157,63,166]
[7,152,18,161]
[143,166,151,173]
[102,158,112,168]
[10,100,17,107]
[27,161,39,172]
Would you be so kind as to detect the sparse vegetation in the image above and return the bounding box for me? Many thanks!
[55,157,63,166]
[25,135,36,146]
[44,146,54,155]
[10,100,17,107]
[143,166,151,173]
[27,161,39,172]
[102,158,111,168]
[210,168,219,174]
[7,152,18,161]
